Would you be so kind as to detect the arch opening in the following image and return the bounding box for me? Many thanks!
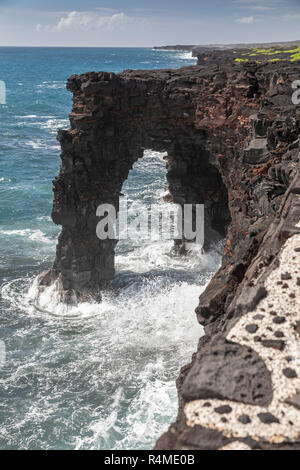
[113,146,231,277]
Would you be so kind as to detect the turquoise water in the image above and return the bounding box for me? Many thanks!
[0,47,220,449]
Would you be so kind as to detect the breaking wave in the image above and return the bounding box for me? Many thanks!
[0,48,218,450]
[0,151,222,449]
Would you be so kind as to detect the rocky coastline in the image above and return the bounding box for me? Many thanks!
[40,47,300,449]
[153,45,195,52]
[154,40,300,56]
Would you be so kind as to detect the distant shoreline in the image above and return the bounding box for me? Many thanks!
[154,39,300,53]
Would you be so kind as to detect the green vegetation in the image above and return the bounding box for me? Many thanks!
[290,48,300,61]
[253,48,274,53]
[234,45,300,63]
[268,58,284,63]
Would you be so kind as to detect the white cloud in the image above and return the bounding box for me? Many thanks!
[36,11,130,33]
[236,15,255,24]
[283,13,300,21]
[247,5,275,11]
[234,0,280,3]
[94,8,117,12]
[234,0,279,9]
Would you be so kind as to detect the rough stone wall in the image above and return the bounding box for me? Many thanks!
[157,172,300,450]
[154,59,300,449]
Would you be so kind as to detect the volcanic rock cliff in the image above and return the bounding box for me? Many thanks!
[40,49,300,449]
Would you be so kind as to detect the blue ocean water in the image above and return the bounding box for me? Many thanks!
[0,47,221,450]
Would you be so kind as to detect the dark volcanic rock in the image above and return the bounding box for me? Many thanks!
[214,405,233,414]
[258,412,280,425]
[273,316,286,324]
[40,47,300,449]
[283,368,297,379]
[178,425,231,451]
[245,324,259,334]
[182,338,272,406]
[285,391,300,410]
[261,339,285,351]
[238,414,252,424]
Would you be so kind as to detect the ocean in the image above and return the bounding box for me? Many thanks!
[0,47,222,450]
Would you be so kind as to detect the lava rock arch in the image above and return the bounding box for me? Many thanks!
[40,67,236,299]
[40,60,299,306]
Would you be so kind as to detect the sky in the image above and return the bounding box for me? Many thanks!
[0,0,300,47]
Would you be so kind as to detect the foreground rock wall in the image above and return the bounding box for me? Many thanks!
[40,52,300,448]
[157,172,300,450]
[155,57,300,450]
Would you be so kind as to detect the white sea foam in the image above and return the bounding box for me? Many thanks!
[152,49,197,61]
[36,215,52,222]
[0,228,54,244]
[0,149,221,449]
[25,140,44,149]
[17,118,69,134]
[37,81,65,90]
[39,118,69,134]
[177,51,197,61]
[1,248,209,449]
[28,230,54,244]
[0,228,31,236]
[19,115,38,118]
[25,139,60,150]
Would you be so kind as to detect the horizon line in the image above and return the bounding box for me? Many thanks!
[0,38,299,49]
[0,45,158,48]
